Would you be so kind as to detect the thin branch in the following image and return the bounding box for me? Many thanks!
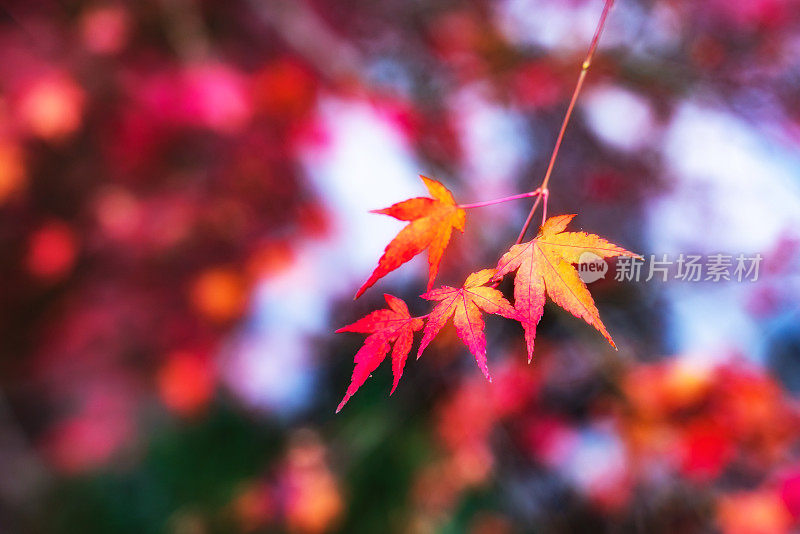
[515,0,614,244]
[458,189,542,210]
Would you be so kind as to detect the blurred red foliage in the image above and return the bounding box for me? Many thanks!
[157,350,216,416]
[1,0,800,532]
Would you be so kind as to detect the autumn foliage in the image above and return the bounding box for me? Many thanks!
[494,213,640,360]
[355,176,466,298]
[9,0,800,530]
[418,268,517,381]
[337,176,639,410]
[335,294,424,412]
[333,0,645,411]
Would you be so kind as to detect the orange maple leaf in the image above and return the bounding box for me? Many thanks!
[417,268,518,381]
[335,294,424,412]
[355,175,466,299]
[493,214,640,361]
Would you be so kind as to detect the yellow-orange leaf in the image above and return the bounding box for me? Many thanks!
[355,175,465,299]
[417,269,518,381]
[494,214,640,361]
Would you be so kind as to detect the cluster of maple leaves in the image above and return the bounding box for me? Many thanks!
[337,176,639,411]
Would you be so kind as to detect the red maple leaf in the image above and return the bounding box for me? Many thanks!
[335,294,424,412]
[355,175,466,299]
[494,214,640,361]
[417,269,518,381]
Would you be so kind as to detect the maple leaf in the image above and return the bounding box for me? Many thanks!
[355,175,466,299]
[493,214,640,362]
[335,294,424,412]
[417,269,518,381]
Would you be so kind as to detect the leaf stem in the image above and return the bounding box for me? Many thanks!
[515,0,614,244]
[540,188,550,227]
[458,189,542,210]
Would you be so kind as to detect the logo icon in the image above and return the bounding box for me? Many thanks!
[577,251,608,283]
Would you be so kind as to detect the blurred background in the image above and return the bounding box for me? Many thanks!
[1,0,800,532]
